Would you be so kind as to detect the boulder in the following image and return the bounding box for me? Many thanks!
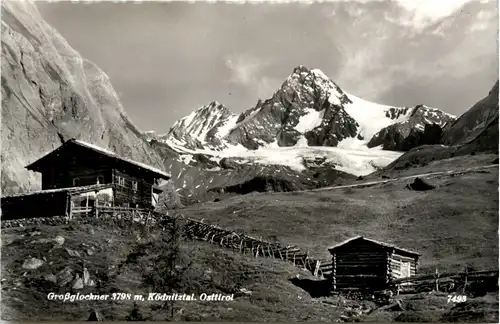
[239,288,253,295]
[22,257,44,270]
[53,235,65,246]
[56,266,74,287]
[31,238,53,244]
[83,268,92,286]
[219,157,241,170]
[43,273,58,284]
[65,248,81,257]
[406,177,435,191]
[72,274,84,290]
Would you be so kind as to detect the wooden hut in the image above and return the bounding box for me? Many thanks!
[24,138,171,209]
[328,236,421,292]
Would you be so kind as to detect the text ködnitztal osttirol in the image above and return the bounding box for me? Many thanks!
[47,292,234,303]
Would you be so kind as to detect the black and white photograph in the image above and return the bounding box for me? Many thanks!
[1,0,499,321]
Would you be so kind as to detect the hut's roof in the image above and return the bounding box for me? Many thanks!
[328,235,421,256]
[25,139,171,180]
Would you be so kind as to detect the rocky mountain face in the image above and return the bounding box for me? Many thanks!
[224,66,361,149]
[153,65,455,154]
[378,81,499,174]
[158,66,365,151]
[159,101,239,151]
[1,1,167,195]
[367,105,456,151]
[441,80,499,153]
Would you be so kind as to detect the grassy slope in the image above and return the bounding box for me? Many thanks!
[181,160,499,273]
[1,222,339,321]
[369,151,498,180]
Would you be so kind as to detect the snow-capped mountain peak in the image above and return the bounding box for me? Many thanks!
[147,65,456,176]
[281,65,352,109]
[159,101,239,150]
[341,93,413,145]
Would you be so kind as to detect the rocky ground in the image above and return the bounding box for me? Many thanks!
[0,221,343,321]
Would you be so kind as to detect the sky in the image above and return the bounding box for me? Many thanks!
[35,0,499,133]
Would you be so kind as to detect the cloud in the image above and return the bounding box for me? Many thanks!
[255,76,281,99]
[225,55,279,99]
[36,0,497,131]
[392,0,476,29]
[395,0,474,19]
[226,55,265,85]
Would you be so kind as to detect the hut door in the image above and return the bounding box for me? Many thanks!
[400,261,411,278]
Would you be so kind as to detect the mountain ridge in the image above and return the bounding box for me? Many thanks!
[148,65,456,156]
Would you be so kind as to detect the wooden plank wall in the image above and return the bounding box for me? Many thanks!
[1,192,69,220]
[389,253,417,281]
[40,148,114,189]
[333,241,389,291]
[112,169,154,208]
[34,146,162,209]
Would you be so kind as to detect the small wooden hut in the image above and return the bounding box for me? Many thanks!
[328,236,421,292]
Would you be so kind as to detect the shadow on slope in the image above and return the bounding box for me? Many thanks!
[289,276,331,298]
[161,153,356,206]
[442,80,499,148]
[206,166,356,199]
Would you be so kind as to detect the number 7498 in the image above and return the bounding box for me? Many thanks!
[448,295,467,303]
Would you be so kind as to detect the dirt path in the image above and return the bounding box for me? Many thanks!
[308,164,498,192]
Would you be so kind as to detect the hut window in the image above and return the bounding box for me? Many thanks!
[117,176,125,186]
[73,177,81,186]
[97,176,104,184]
[132,181,138,192]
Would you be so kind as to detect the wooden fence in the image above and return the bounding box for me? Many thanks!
[72,206,158,227]
[391,268,499,294]
[84,206,329,277]
[180,215,326,275]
